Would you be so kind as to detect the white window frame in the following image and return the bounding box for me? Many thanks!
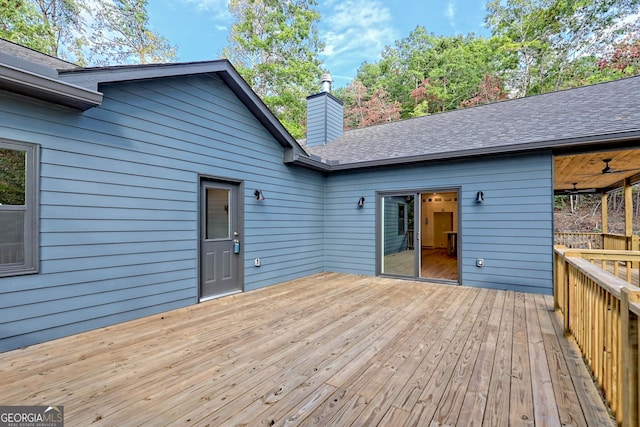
[0,139,39,277]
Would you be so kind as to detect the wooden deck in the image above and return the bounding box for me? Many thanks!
[0,273,613,426]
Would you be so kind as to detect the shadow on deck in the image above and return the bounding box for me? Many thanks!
[0,273,613,426]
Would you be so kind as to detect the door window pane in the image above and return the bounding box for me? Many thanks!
[206,188,230,239]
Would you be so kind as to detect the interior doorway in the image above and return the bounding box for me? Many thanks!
[379,189,459,283]
[433,212,453,249]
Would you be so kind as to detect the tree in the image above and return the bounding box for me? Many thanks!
[352,27,513,117]
[459,73,509,108]
[32,0,89,64]
[486,0,640,96]
[0,0,54,53]
[222,0,324,138]
[91,0,176,65]
[342,80,401,129]
[596,21,640,78]
[410,78,444,116]
[339,79,367,129]
[0,147,25,205]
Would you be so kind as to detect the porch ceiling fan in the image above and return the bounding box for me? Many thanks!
[563,183,597,195]
[600,158,640,175]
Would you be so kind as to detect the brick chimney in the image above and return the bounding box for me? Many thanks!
[306,73,343,147]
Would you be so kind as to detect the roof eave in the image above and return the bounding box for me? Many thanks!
[215,63,304,152]
[284,150,332,172]
[292,129,640,172]
[0,62,102,110]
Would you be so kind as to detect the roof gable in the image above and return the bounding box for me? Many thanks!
[58,61,304,153]
[0,44,305,156]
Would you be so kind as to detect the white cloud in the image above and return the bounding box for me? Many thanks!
[446,1,456,29]
[320,0,398,80]
[178,0,230,20]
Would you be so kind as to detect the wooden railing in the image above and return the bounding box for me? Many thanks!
[555,232,602,249]
[555,246,640,426]
[555,232,640,252]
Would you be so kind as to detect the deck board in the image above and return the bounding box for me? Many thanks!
[0,273,614,426]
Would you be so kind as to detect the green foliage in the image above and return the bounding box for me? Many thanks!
[486,0,640,96]
[554,195,566,210]
[0,0,55,53]
[352,27,514,118]
[1,0,176,66]
[0,148,26,206]
[223,0,324,139]
[340,2,639,126]
[91,0,176,65]
[32,0,90,64]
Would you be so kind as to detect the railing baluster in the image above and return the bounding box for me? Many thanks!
[554,245,640,425]
[621,288,640,427]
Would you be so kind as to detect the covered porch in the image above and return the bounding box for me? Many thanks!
[553,147,640,426]
[554,148,640,251]
[0,273,612,426]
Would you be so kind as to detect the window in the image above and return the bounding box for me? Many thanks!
[0,140,38,276]
[205,188,231,240]
[398,204,405,235]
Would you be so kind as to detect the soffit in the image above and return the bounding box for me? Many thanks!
[554,147,640,194]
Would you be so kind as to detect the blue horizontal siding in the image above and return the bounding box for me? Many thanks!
[0,294,192,351]
[324,152,554,294]
[0,74,325,352]
[0,71,557,353]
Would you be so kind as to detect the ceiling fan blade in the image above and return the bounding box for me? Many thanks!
[563,183,597,194]
[606,167,640,174]
[564,189,597,194]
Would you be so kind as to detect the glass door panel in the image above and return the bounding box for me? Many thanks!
[380,194,416,276]
[419,190,459,282]
[206,188,230,240]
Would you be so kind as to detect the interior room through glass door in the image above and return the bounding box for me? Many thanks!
[379,190,459,282]
[419,190,459,282]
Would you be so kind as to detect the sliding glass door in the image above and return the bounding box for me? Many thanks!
[379,189,459,283]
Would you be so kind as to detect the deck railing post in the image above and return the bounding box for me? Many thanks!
[564,258,573,334]
[620,287,640,426]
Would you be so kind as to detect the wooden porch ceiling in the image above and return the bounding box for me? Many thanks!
[0,273,613,426]
[555,148,640,194]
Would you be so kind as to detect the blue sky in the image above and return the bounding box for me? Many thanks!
[147,0,490,87]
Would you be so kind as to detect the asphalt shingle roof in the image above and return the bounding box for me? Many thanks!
[0,38,77,71]
[306,76,640,166]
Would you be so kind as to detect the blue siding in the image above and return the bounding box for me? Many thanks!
[324,153,554,293]
[306,93,343,147]
[0,71,557,353]
[0,74,324,352]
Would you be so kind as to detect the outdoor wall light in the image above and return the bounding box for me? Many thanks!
[475,191,484,203]
[357,196,365,208]
[254,190,265,201]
